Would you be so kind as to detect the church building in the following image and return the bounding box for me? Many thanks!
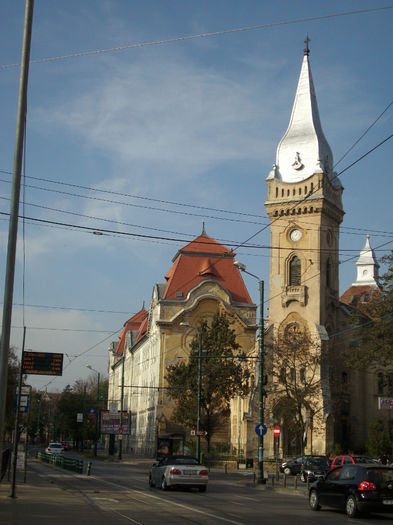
[108,41,386,459]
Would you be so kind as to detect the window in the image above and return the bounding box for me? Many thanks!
[340,467,356,480]
[290,368,296,382]
[289,256,301,286]
[350,295,360,305]
[280,368,286,383]
[300,368,306,383]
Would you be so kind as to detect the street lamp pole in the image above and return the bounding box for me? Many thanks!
[87,365,100,458]
[234,261,266,484]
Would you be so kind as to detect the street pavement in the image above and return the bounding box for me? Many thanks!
[0,453,307,524]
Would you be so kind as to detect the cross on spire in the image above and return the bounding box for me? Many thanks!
[304,35,310,56]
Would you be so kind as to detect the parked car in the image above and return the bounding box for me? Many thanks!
[280,455,307,475]
[309,463,393,518]
[45,442,64,455]
[330,454,377,469]
[61,442,69,451]
[280,455,326,476]
[149,455,208,492]
[300,456,330,482]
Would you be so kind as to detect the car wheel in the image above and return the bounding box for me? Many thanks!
[283,467,291,475]
[198,486,207,493]
[149,474,155,488]
[161,476,168,491]
[346,495,359,518]
[309,489,321,511]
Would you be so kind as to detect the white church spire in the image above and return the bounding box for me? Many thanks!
[352,235,380,287]
[268,38,341,189]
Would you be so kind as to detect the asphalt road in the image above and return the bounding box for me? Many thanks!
[26,457,393,525]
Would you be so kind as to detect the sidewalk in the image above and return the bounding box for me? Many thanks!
[0,460,126,525]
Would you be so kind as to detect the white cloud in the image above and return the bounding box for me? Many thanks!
[34,55,278,180]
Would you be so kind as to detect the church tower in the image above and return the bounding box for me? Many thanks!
[264,40,344,455]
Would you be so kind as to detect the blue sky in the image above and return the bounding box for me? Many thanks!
[1,1,392,391]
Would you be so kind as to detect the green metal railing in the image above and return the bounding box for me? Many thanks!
[37,451,83,474]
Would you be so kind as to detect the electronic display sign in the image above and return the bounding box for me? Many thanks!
[22,351,63,376]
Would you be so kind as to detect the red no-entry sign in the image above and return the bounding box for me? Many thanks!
[273,425,281,437]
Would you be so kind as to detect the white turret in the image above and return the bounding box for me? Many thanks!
[352,235,380,287]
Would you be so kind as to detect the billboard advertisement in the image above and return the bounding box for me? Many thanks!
[100,410,130,434]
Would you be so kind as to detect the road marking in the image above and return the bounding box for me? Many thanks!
[89,476,246,525]
[90,497,119,503]
[114,511,144,524]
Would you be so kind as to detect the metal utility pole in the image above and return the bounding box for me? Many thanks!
[118,354,125,460]
[0,0,34,467]
[234,261,266,484]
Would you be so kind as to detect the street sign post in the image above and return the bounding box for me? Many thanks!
[255,424,267,436]
[191,430,207,436]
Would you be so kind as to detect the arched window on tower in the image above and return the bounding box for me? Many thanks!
[289,256,301,286]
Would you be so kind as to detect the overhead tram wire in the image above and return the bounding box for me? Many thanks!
[1,211,391,255]
[0,175,392,239]
[42,328,122,390]
[333,100,393,168]
[0,171,264,220]
[1,93,391,239]
[1,6,392,70]
[232,132,393,252]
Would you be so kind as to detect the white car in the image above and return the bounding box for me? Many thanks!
[149,456,208,492]
[46,442,64,454]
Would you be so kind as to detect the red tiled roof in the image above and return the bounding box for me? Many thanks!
[340,285,377,306]
[115,308,148,355]
[162,233,253,304]
[136,315,149,342]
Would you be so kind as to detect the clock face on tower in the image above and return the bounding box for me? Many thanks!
[289,228,302,242]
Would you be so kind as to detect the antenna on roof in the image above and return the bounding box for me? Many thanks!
[201,222,207,237]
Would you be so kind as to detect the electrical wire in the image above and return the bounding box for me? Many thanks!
[1,6,392,70]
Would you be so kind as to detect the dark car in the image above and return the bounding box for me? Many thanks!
[280,455,307,475]
[149,455,208,492]
[309,464,393,518]
[300,456,330,482]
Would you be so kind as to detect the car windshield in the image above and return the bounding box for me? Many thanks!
[306,458,329,467]
[173,458,199,465]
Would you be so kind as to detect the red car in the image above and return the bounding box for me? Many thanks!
[330,455,376,469]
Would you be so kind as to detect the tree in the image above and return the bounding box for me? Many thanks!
[366,418,392,458]
[345,251,393,369]
[4,346,20,438]
[165,313,251,452]
[266,322,324,455]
